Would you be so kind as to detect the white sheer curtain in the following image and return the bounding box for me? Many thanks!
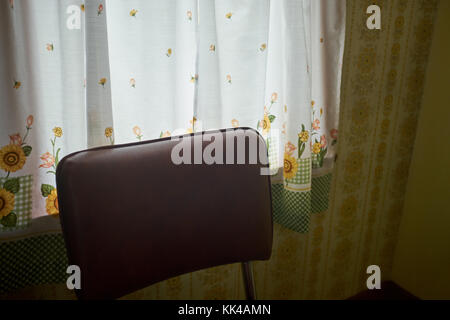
[0,0,345,233]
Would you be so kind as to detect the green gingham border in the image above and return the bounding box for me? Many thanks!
[0,175,33,232]
[272,184,311,233]
[286,158,311,185]
[0,233,68,294]
[272,173,333,233]
[267,136,279,171]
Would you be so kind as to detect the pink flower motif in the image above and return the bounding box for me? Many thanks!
[9,133,22,145]
[98,4,103,15]
[27,115,34,127]
[312,119,320,131]
[284,142,297,155]
[330,128,338,140]
[39,152,55,168]
[320,134,327,148]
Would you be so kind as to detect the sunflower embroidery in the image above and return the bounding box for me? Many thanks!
[210,44,216,52]
[166,48,172,57]
[39,127,64,215]
[0,145,26,173]
[259,114,271,134]
[0,188,15,218]
[0,115,33,226]
[283,153,298,180]
[130,9,138,17]
[45,188,59,215]
[256,92,278,135]
[225,12,232,19]
[13,80,21,89]
[260,43,267,52]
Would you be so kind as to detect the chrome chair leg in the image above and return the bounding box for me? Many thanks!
[241,262,257,300]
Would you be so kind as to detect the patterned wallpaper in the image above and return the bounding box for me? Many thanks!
[0,0,439,299]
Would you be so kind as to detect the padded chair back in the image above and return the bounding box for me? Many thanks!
[56,128,273,299]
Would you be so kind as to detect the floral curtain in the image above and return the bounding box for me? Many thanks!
[0,0,345,234]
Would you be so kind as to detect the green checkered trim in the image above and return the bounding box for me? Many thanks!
[272,184,311,233]
[312,173,332,214]
[0,175,33,232]
[286,158,311,185]
[0,233,68,294]
[266,136,279,171]
[311,154,320,168]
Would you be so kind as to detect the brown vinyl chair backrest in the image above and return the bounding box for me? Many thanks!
[56,128,273,299]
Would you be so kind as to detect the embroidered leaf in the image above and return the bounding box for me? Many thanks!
[22,145,32,156]
[41,184,55,197]
[55,148,61,166]
[3,178,20,194]
[268,115,276,123]
[1,212,17,227]
[298,140,305,158]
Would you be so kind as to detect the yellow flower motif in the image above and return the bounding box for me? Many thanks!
[80,4,85,12]
[312,142,321,154]
[130,9,138,17]
[210,44,216,52]
[160,131,171,138]
[298,130,309,143]
[98,78,107,86]
[311,100,315,107]
[231,119,239,128]
[13,81,21,89]
[0,144,26,172]
[260,43,267,51]
[105,127,113,138]
[283,153,298,180]
[0,188,15,218]
[53,127,63,137]
[166,48,172,57]
[225,12,232,19]
[261,114,271,134]
[46,188,59,215]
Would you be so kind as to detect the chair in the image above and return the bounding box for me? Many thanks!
[56,127,273,300]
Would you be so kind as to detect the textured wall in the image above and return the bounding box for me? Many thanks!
[1,0,439,300]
